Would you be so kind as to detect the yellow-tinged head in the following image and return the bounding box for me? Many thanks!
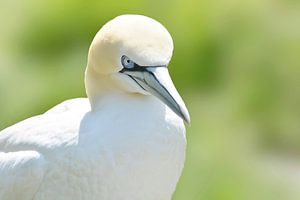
[85,15,190,124]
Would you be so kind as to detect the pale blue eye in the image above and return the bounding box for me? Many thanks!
[121,55,135,69]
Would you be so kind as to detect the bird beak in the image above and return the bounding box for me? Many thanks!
[121,66,190,124]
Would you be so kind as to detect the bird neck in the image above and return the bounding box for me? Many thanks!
[85,66,126,111]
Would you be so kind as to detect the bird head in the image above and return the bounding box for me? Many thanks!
[86,14,190,124]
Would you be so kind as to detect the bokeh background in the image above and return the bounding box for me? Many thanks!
[1,0,300,199]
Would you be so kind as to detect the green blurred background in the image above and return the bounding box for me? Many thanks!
[1,0,300,199]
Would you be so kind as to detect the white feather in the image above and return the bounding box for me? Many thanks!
[0,14,188,200]
[0,96,186,200]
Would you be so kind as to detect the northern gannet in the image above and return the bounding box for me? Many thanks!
[0,14,190,200]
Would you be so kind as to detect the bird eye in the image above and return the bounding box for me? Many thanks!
[121,55,135,69]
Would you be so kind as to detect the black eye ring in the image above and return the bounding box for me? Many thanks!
[121,55,135,69]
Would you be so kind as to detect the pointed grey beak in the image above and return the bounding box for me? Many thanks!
[121,66,190,124]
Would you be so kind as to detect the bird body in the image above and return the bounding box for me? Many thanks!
[0,15,189,200]
[0,96,185,200]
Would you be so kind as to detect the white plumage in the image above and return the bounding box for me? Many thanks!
[0,15,190,200]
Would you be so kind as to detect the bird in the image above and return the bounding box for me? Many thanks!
[0,14,190,200]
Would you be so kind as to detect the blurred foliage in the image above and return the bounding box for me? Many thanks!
[0,0,300,199]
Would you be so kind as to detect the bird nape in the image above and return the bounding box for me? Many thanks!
[0,14,190,200]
